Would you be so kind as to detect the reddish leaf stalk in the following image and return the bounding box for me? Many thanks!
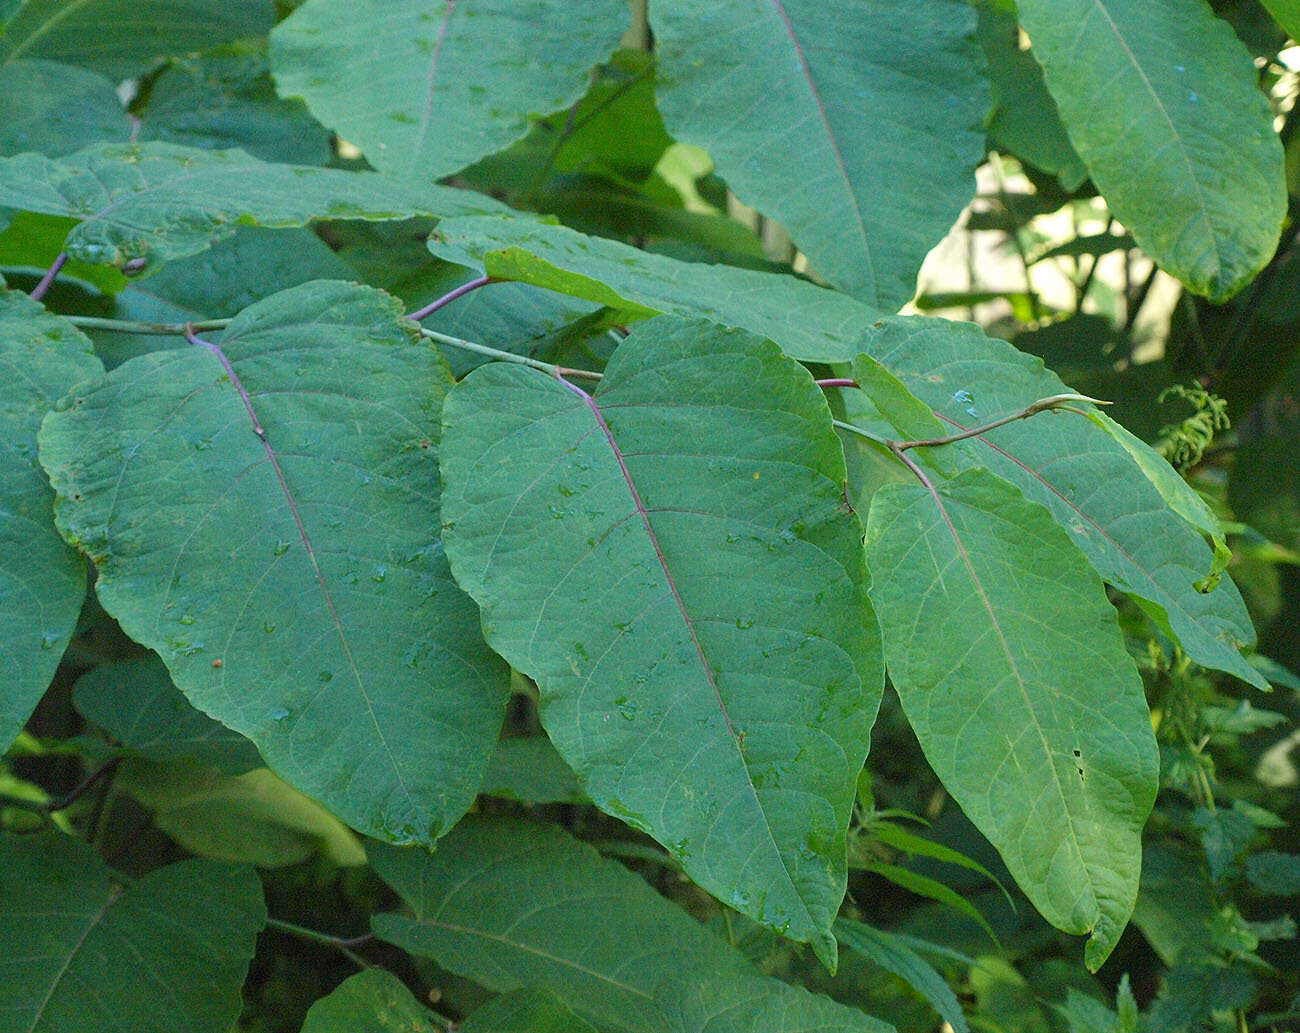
[29,253,69,302]
[406,274,495,322]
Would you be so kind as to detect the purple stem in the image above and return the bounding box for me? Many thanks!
[815,378,858,389]
[30,253,69,303]
[406,275,493,322]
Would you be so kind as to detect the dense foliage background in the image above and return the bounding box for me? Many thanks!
[1,1,1299,1031]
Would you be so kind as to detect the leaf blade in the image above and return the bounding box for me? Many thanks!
[0,292,101,752]
[271,0,626,180]
[864,316,1265,688]
[0,832,265,1033]
[429,214,886,362]
[38,280,508,846]
[1016,0,1285,301]
[0,141,506,275]
[369,816,894,1033]
[440,316,882,960]
[864,468,1158,970]
[654,0,986,308]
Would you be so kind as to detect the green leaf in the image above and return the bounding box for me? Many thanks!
[975,4,1087,190]
[653,0,985,309]
[439,316,881,964]
[301,969,443,1032]
[1260,0,1300,39]
[864,468,1158,970]
[301,969,441,1032]
[429,214,887,362]
[0,292,100,753]
[1246,851,1300,895]
[856,861,996,941]
[95,225,353,367]
[38,280,508,846]
[460,989,599,1033]
[863,316,1267,689]
[73,656,262,774]
[873,822,1002,889]
[270,0,625,180]
[134,47,332,166]
[481,736,587,805]
[118,759,366,867]
[0,0,274,79]
[1015,0,1285,302]
[1086,410,1232,592]
[0,212,127,295]
[370,816,894,1033]
[0,141,505,275]
[0,60,128,157]
[0,831,265,1032]
[835,918,969,1033]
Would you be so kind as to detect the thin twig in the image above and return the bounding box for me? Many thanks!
[893,393,1108,451]
[29,253,69,302]
[406,275,494,322]
[66,315,232,335]
[265,918,374,967]
[815,378,858,389]
[417,326,602,380]
[0,757,122,816]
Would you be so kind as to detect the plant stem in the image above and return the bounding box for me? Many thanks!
[406,275,494,322]
[832,419,891,450]
[816,378,858,389]
[29,253,69,303]
[0,757,122,816]
[266,925,374,956]
[66,315,232,335]
[626,0,650,50]
[892,393,1107,451]
[416,326,602,380]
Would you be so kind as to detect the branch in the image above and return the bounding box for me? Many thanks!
[406,275,495,322]
[29,253,69,302]
[416,326,602,381]
[894,393,1108,452]
[66,315,232,335]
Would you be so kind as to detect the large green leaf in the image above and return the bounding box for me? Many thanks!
[300,969,444,1033]
[118,759,366,867]
[0,60,128,156]
[73,656,262,774]
[0,831,265,1033]
[864,468,1158,970]
[0,292,101,753]
[38,280,508,846]
[95,225,353,367]
[429,214,886,362]
[439,316,881,964]
[135,48,332,166]
[0,141,505,275]
[370,817,894,1033]
[860,316,1266,689]
[0,0,274,79]
[1015,0,1285,302]
[975,4,1086,190]
[1260,0,1300,39]
[460,989,599,1033]
[834,919,969,1033]
[270,0,625,180]
[653,0,985,309]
